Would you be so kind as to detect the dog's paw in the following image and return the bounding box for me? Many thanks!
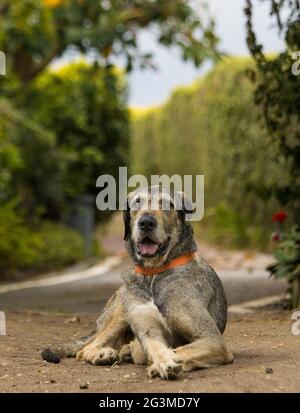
[41,348,61,364]
[118,344,133,363]
[147,349,182,380]
[76,346,118,366]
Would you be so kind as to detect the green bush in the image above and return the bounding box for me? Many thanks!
[0,201,41,273]
[204,203,250,248]
[22,62,129,221]
[0,201,84,278]
[267,226,300,308]
[32,222,85,271]
[0,63,125,278]
[0,62,129,222]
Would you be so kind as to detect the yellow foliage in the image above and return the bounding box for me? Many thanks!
[130,106,158,120]
[43,0,67,8]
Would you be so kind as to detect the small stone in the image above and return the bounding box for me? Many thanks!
[123,374,131,379]
[79,381,89,389]
[265,367,274,374]
[50,379,56,384]
[64,316,80,324]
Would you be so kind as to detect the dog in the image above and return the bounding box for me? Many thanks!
[42,186,233,379]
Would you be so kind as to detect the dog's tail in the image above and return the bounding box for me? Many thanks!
[41,331,95,364]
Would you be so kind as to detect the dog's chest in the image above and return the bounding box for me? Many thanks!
[140,274,158,296]
[135,273,177,313]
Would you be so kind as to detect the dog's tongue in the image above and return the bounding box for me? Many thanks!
[139,242,158,256]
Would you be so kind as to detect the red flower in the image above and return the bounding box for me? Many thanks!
[272,210,288,223]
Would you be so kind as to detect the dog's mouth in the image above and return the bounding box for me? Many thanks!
[137,236,170,258]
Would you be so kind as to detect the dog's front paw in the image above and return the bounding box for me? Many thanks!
[147,349,182,380]
[118,344,133,363]
[76,346,118,366]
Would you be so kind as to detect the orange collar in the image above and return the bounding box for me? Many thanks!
[134,251,197,276]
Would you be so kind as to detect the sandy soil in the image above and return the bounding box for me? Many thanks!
[1,310,299,393]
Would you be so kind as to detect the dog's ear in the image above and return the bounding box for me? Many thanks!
[174,191,194,222]
[123,191,135,241]
[123,201,131,241]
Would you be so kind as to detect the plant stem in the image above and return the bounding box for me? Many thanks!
[292,277,300,309]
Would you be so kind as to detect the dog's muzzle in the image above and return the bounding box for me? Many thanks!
[136,214,170,258]
[137,235,170,258]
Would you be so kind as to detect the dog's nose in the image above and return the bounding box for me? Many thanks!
[138,215,157,232]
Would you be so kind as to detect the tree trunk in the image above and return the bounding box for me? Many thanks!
[292,277,300,309]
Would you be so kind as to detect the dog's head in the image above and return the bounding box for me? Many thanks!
[123,185,196,267]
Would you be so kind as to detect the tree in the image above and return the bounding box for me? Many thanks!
[245,0,300,307]
[245,0,300,223]
[0,0,219,85]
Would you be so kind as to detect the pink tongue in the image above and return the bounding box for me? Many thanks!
[139,242,158,255]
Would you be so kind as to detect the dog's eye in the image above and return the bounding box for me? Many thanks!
[131,196,142,210]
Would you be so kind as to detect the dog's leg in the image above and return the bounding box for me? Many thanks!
[175,337,233,371]
[76,288,130,365]
[42,332,95,363]
[124,296,182,379]
[167,302,233,372]
[119,337,147,365]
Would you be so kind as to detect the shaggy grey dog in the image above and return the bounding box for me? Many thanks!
[42,186,233,380]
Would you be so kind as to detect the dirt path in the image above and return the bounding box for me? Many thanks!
[0,220,291,393]
[0,310,299,393]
